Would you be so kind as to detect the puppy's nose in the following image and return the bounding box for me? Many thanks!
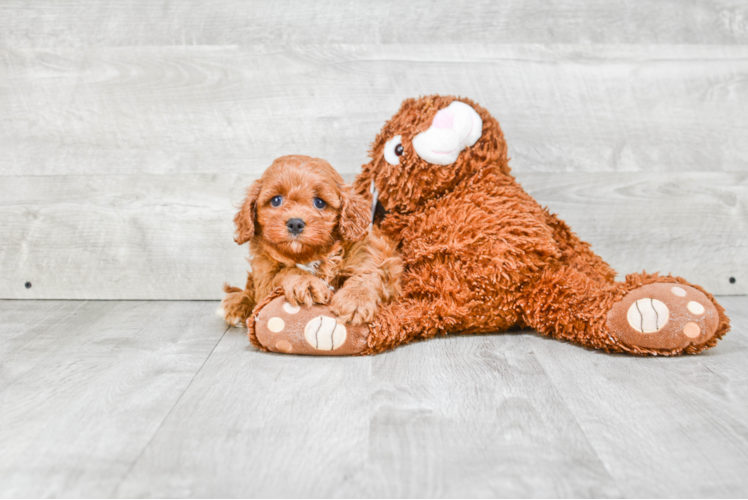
[286,218,305,235]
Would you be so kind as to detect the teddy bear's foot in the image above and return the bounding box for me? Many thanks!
[607,282,720,353]
[249,294,369,355]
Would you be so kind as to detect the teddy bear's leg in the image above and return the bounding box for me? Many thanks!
[359,297,457,355]
[249,283,444,354]
[522,264,730,355]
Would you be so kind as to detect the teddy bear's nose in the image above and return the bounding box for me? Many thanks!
[286,218,305,235]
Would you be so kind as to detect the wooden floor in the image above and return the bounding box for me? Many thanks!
[0,297,745,498]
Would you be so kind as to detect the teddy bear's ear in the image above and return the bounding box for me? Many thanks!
[234,180,262,245]
[338,186,370,243]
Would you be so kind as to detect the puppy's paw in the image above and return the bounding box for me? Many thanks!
[283,275,332,307]
[219,287,254,328]
[330,287,378,325]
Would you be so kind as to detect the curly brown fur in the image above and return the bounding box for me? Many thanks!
[220,155,402,328]
[353,95,729,356]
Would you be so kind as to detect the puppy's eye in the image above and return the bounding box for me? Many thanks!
[313,197,327,209]
[384,135,403,165]
[270,195,283,207]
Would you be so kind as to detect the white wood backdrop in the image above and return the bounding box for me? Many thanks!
[1,1,746,299]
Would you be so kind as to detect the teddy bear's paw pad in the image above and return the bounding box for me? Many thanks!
[304,316,347,350]
[253,296,368,355]
[607,283,719,351]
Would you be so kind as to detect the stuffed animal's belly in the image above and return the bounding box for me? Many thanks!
[399,254,527,330]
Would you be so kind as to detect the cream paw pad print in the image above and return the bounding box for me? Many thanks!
[250,295,369,355]
[607,282,720,351]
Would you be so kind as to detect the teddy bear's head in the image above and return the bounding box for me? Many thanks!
[356,95,511,214]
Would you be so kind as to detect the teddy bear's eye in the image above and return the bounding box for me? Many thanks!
[270,195,283,207]
[313,197,327,209]
[384,135,403,165]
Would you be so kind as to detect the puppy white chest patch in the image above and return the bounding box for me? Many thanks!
[296,260,320,275]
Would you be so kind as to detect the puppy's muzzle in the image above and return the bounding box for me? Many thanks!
[286,218,305,235]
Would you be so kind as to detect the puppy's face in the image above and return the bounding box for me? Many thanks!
[234,156,370,263]
[256,162,341,258]
[355,95,510,214]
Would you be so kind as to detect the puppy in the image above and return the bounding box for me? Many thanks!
[220,155,401,328]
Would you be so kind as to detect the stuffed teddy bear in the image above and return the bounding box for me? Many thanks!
[249,95,730,356]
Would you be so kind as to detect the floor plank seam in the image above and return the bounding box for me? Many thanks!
[528,343,625,495]
[109,324,231,497]
[695,358,725,380]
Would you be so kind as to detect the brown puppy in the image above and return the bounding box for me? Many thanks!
[220,155,402,328]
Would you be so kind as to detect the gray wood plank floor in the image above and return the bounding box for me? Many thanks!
[1,297,746,498]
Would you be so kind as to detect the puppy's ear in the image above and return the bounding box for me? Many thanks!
[338,186,370,242]
[234,180,262,245]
